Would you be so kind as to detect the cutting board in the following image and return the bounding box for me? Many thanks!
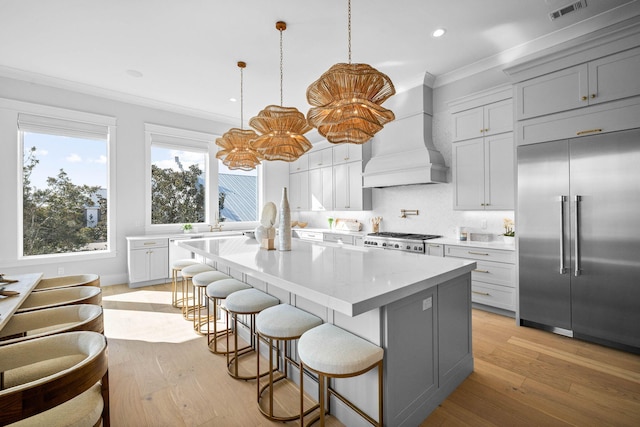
[334,218,362,231]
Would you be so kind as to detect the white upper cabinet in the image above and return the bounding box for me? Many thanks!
[588,47,640,105]
[333,161,370,211]
[451,89,515,211]
[516,46,640,121]
[289,154,309,173]
[289,142,371,212]
[308,148,333,169]
[332,143,363,165]
[309,166,333,211]
[289,171,309,211]
[453,98,513,142]
[452,133,514,211]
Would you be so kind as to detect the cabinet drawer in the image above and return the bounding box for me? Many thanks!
[446,245,515,264]
[472,260,515,288]
[323,233,354,245]
[295,231,323,242]
[426,243,444,257]
[130,238,168,249]
[472,281,515,311]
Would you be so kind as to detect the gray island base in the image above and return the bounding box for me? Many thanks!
[179,236,476,426]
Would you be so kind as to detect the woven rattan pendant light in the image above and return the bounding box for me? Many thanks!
[249,21,312,162]
[215,61,261,171]
[306,0,395,144]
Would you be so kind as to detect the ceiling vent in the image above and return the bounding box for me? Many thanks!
[549,0,587,21]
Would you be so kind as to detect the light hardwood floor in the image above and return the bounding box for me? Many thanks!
[103,283,640,426]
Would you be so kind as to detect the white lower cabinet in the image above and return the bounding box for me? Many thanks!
[425,242,444,257]
[127,237,169,285]
[445,244,516,312]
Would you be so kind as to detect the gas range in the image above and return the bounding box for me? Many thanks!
[364,232,442,254]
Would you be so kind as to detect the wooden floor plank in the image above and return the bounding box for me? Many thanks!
[104,283,640,426]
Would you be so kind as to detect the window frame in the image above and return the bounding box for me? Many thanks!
[144,124,262,233]
[7,99,117,266]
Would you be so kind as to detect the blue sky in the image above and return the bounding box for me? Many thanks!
[25,132,258,191]
[25,132,107,189]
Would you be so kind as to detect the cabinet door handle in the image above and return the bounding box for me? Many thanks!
[468,251,490,256]
[484,128,489,132]
[590,93,596,99]
[472,290,491,296]
[574,195,581,277]
[559,195,567,274]
[581,95,588,101]
[480,129,484,133]
[576,128,602,136]
[143,242,156,246]
[344,157,349,161]
[473,269,490,273]
[428,244,440,248]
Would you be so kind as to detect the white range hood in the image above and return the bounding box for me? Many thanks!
[362,83,447,188]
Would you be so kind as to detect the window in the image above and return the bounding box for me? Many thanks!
[146,124,213,229]
[145,124,260,230]
[18,112,115,258]
[218,160,259,223]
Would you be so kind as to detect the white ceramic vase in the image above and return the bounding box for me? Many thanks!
[278,187,292,251]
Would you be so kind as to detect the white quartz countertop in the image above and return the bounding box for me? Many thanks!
[179,235,476,317]
[126,230,247,240]
[427,237,515,251]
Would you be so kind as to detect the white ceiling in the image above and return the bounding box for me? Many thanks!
[1,0,639,125]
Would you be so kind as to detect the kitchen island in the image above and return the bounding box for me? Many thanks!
[180,235,476,426]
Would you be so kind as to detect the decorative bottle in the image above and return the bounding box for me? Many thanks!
[278,187,292,251]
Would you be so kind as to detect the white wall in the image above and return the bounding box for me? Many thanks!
[0,76,288,284]
[0,65,515,284]
[295,66,515,238]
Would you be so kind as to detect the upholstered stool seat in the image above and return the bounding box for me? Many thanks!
[206,278,252,354]
[298,323,384,427]
[171,258,198,307]
[0,304,103,346]
[32,274,100,292]
[16,286,102,313]
[255,304,322,421]
[180,263,215,320]
[191,270,231,334]
[0,331,109,426]
[224,288,279,380]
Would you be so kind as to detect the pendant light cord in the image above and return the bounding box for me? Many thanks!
[240,65,244,129]
[348,0,352,64]
[279,26,284,106]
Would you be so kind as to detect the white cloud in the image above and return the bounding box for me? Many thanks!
[66,153,82,163]
[34,149,48,156]
[94,155,107,164]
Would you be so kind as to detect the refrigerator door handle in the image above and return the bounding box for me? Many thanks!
[574,195,582,277]
[559,196,568,274]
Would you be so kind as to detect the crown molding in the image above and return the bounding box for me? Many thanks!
[0,65,238,125]
[433,1,640,88]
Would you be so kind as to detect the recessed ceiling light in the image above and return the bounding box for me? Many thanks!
[229,98,237,102]
[126,69,143,78]
[432,28,446,38]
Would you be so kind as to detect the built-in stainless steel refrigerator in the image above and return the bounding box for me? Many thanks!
[518,127,640,353]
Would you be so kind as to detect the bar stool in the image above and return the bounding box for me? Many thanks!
[181,263,215,320]
[255,304,322,421]
[191,270,231,334]
[298,323,384,427]
[206,278,252,354]
[16,286,102,313]
[32,274,100,292]
[171,259,198,307]
[224,288,279,380]
[0,304,103,346]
